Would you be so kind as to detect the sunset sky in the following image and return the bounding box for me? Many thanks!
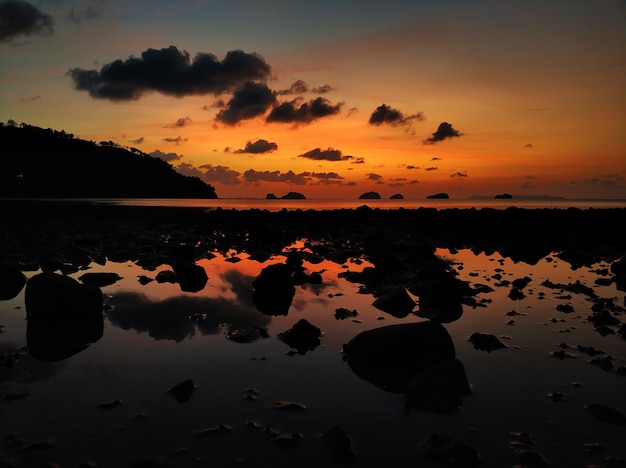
[1,0,625,199]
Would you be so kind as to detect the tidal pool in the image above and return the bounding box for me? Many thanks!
[1,243,625,467]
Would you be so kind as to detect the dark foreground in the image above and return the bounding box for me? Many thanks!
[0,203,625,468]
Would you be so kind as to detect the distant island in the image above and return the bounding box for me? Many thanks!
[359,191,381,199]
[426,192,449,199]
[494,193,512,199]
[266,192,306,199]
[0,122,218,199]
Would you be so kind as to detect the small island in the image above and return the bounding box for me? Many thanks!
[390,193,404,199]
[494,193,513,199]
[359,191,381,199]
[426,192,449,199]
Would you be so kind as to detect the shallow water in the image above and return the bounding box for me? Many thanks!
[1,244,625,467]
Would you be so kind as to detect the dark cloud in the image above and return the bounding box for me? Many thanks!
[277,79,309,95]
[298,147,354,162]
[162,136,188,144]
[67,2,102,24]
[151,149,182,162]
[524,143,534,148]
[165,117,191,128]
[244,169,309,185]
[366,173,384,184]
[0,0,54,43]
[309,172,344,182]
[425,167,438,171]
[368,104,425,127]
[175,162,203,178]
[423,122,463,144]
[450,171,468,178]
[128,137,144,145]
[197,164,242,185]
[266,97,342,124]
[67,47,271,101]
[406,165,420,170]
[215,81,276,125]
[312,84,335,94]
[234,139,278,154]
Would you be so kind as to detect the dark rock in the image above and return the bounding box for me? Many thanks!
[335,308,358,320]
[273,432,304,448]
[405,358,471,413]
[508,288,525,300]
[252,263,296,316]
[78,272,123,287]
[585,404,626,425]
[512,276,531,289]
[419,433,480,467]
[155,270,176,284]
[168,379,196,403]
[372,287,416,318]
[267,400,308,411]
[468,332,508,352]
[389,193,404,199]
[25,272,103,362]
[358,191,381,199]
[0,264,26,300]
[279,319,321,354]
[426,192,449,199]
[172,263,208,292]
[343,321,457,393]
[495,193,513,199]
[280,192,306,199]
[266,193,278,199]
[321,425,356,462]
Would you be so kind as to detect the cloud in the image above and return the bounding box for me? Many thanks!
[67,47,271,101]
[215,81,276,125]
[243,169,308,185]
[151,149,182,162]
[277,79,309,95]
[405,165,420,170]
[198,164,242,185]
[0,0,54,43]
[66,2,102,24]
[234,139,278,154]
[423,122,463,144]
[162,136,188,144]
[266,97,342,124]
[308,172,344,183]
[165,117,191,128]
[524,143,534,148]
[368,104,425,127]
[298,147,355,162]
[312,84,335,94]
[450,171,468,178]
[128,137,144,145]
[425,167,438,171]
[366,173,384,184]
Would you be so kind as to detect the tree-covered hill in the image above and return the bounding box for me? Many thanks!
[0,122,218,199]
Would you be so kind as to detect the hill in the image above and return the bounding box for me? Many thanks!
[0,122,218,199]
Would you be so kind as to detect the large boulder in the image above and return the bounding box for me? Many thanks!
[252,263,295,315]
[0,264,27,300]
[25,272,103,362]
[173,263,208,293]
[279,319,322,354]
[342,321,457,393]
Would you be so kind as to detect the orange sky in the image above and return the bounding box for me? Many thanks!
[1,0,625,199]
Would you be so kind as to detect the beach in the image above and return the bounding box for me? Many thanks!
[1,203,625,467]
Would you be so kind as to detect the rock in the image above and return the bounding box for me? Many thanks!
[495,193,513,199]
[273,432,304,448]
[279,319,322,354]
[172,263,208,292]
[390,193,404,199]
[25,272,103,362]
[321,425,356,462]
[168,379,196,403]
[343,321,457,393]
[252,263,295,316]
[0,264,27,300]
[358,191,381,199]
[267,401,308,411]
[197,424,233,436]
[280,192,306,199]
[266,193,278,199]
[585,404,626,425]
[78,272,123,287]
[372,288,416,318]
[405,358,471,413]
[419,433,480,467]
[426,192,449,199]
[155,270,176,283]
[335,308,358,320]
[468,332,508,352]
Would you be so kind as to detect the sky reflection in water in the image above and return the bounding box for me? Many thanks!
[0,243,625,467]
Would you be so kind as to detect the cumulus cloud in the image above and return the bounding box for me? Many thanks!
[0,0,54,43]
[165,117,191,128]
[198,164,241,185]
[266,97,342,124]
[234,139,278,154]
[298,147,355,162]
[150,149,182,162]
[423,122,463,144]
[215,81,276,125]
[368,104,425,127]
[243,169,308,185]
[277,79,309,95]
[67,46,271,101]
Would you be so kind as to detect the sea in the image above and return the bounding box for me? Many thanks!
[22,196,626,210]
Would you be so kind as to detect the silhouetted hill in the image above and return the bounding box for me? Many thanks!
[0,122,218,198]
